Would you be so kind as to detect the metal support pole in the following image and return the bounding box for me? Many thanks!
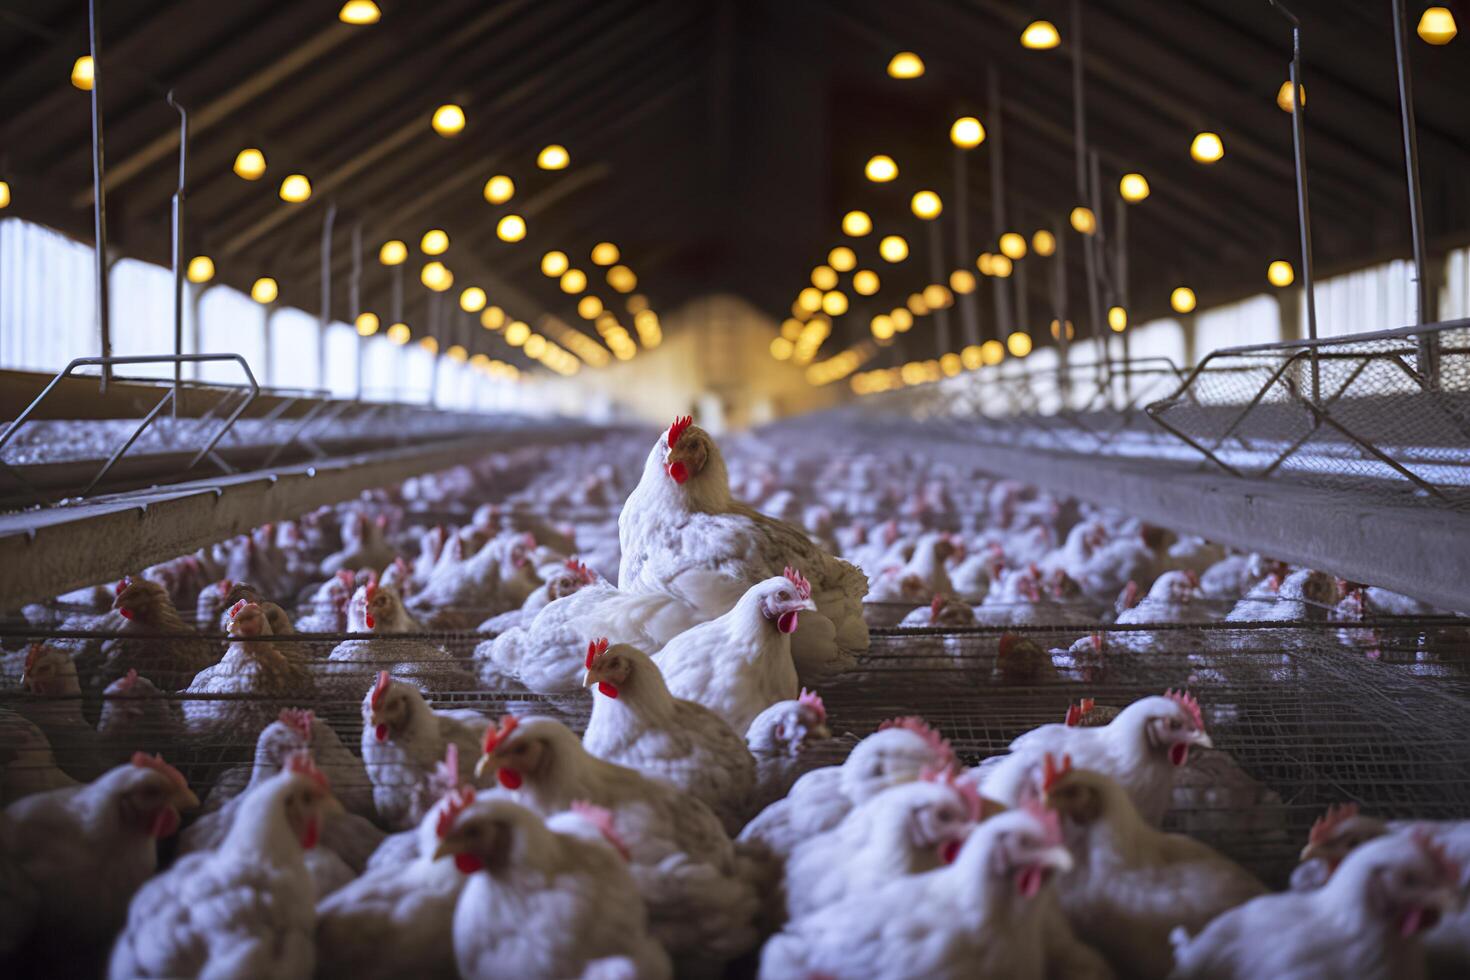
[953,142,980,348]
[1114,196,1131,400]
[88,0,111,392]
[1088,149,1108,379]
[927,221,951,357]
[351,222,364,400]
[262,304,274,388]
[1072,0,1104,384]
[1053,222,1070,398]
[167,92,187,416]
[319,201,336,392]
[1389,0,1438,387]
[391,263,404,325]
[986,66,1011,335]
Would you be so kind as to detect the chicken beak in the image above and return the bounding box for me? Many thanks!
[321,793,346,816]
[800,597,817,612]
[432,837,458,862]
[172,786,201,811]
[1190,731,1214,750]
[1298,841,1326,864]
[811,723,832,741]
[581,667,598,688]
[473,753,494,779]
[1038,844,1074,874]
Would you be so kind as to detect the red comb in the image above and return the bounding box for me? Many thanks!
[1041,752,1073,793]
[336,569,355,587]
[566,559,596,584]
[1089,631,1106,654]
[229,599,251,620]
[278,708,314,741]
[585,637,609,669]
[667,415,692,447]
[116,578,130,595]
[435,785,476,839]
[570,801,630,861]
[922,766,985,822]
[1164,689,1205,730]
[285,749,330,793]
[370,671,392,709]
[878,716,955,771]
[797,687,826,723]
[364,581,378,603]
[482,714,519,755]
[1063,698,1096,727]
[24,642,45,673]
[1412,827,1462,887]
[1308,802,1360,846]
[119,668,139,693]
[1121,580,1140,609]
[929,594,947,619]
[216,578,232,595]
[434,742,461,795]
[1023,798,1064,845]
[131,752,188,791]
[782,566,812,601]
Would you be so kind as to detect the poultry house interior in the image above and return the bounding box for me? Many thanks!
[3,1,1470,978]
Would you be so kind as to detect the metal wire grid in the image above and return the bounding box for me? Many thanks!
[5,615,1467,885]
[1147,321,1470,509]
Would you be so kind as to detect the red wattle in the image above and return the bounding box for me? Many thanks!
[1015,864,1046,899]
[1170,743,1190,766]
[365,613,375,629]
[939,839,961,864]
[149,806,180,839]
[598,681,619,699]
[777,610,800,634]
[119,608,134,620]
[301,815,320,850]
[667,461,689,484]
[497,768,523,789]
[374,723,389,742]
[454,852,485,874]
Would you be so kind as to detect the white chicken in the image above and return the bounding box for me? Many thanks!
[96,669,180,760]
[474,714,760,970]
[1171,829,1462,980]
[107,753,335,980]
[1041,758,1264,979]
[324,582,475,698]
[3,754,198,975]
[618,417,869,681]
[977,690,1212,826]
[581,638,757,833]
[182,600,313,743]
[866,531,956,604]
[653,571,814,735]
[744,691,834,812]
[437,796,673,980]
[101,577,215,690]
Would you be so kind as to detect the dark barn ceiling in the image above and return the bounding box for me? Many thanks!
[2,0,1469,373]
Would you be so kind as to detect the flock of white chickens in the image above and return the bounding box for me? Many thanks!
[1,416,1465,979]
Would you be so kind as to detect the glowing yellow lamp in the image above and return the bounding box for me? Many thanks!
[431,104,465,137]
[483,175,514,204]
[420,336,439,355]
[591,242,620,266]
[1007,331,1033,357]
[1032,229,1057,256]
[951,116,985,149]
[71,55,95,91]
[505,321,531,346]
[990,254,1013,278]
[186,255,215,284]
[1108,306,1128,332]
[541,251,569,277]
[811,266,838,290]
[887,52,925,78]
[1191,132,1225,164]
[879,235,909,263]
[537,144,570,170]
[355,312,380,336]
[577,295,604,319]
[339,2,381,25]
[911,190,943,220]
[420,261,453,291]
[560,269,587,294]
[0,180,9,209]
[822,291,849,316]
[233,148,267,181]
[1070,206,1097,234]
[251,277,278,304]
[496,215,526,242]
[1021,20,1061,50]
[891,308,914,332]
[842,210,872,236]
[1120,173,1150,203]
[481,306,506,330]
[387,323,411,344]
[949,269,977,294]
[853,269,880,295]
[999,232,1027,259]
[421,229,449,255]
[279,174,312,203]
[459,286,487,313]
[1276,81,1305,113]
[1268,260,1295,287]
[379,240,407,266]
[871,315,895,340]
[607,265,637,292]
[1418,7,1457,44]
[1171,286,1197,313]
[865,154,898,182]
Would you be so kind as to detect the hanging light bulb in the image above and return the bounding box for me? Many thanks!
[853,269,880,295]
[911,190,943,220]
[560,269,587,294]
[977,253,994,275]
[1267,260,1295,287]
[950,116,985,148]
[387,323,411,344]
[879,235,909,262]
[949,269,977,294]
[989,255,1013,278]
[524,334,548,358]
[186,255,215,284]
[71,55,95,90]
[1031,230,1057,256]
[431,104,465,137]
[1021,20,1061,49]
[922,284,951,309]
[1190,132,1225,163]
[420,336,439,355]
[1119,173,1151,202]
[421,229,449,255]
[591,242,620,266]
[537,144,570,170]
[865,154,898,182]
[483,174,514,204]
[771,336,795,360]
[250,277,278,304]
[1418,7,1458,44]
[481,306,506,330]
[907,293,930,316]
[1107,306,1128,332]
[459,286,487,312]
[811,266,838,290]
[891,308,914,332]
[539,251,568,278]
[1276,80,1305,113]
[1070,206,1097,235]
[999,232,1027,259]
[781,318,804,341]
[1049,319,1076,341]
[339,1,381,25]
[496,214,526,242]
[886,52,925,78]
[797,287,824,313]
[822,291,849,316]
[420,261,453,291]
[577,295,604,319]
[278,174,312,203]
[606,265,637,293]
[1171,286,1197,313]
[355,312,380,336]
[980,339,1004,365]
[505,321,531,345]
[233,148,267,180]
[1006,331,1033,357]
[0,180,9,209]
[961,345,984,370]
[447,344,468,363]
[378,240,407,266]
[842,210,872,236]
[828,246,856,272]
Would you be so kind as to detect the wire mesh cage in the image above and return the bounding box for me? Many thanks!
[1147,320,1470,509]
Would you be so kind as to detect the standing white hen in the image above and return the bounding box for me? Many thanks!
[653,571,814,735]
[107,752,335,980]
[618,417,869,681]
[581,639,756,833]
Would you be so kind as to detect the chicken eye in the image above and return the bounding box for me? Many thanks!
[778,591,791,601]
[1169,718,1182,730]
